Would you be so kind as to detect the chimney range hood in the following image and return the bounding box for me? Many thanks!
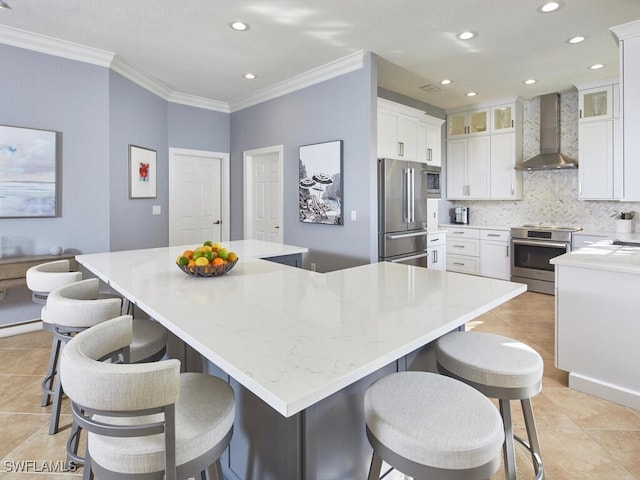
[516,93,578,170]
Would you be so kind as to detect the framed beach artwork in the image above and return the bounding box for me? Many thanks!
[129,145,157,199]
[0,124,58,218]
[298,140,343,225]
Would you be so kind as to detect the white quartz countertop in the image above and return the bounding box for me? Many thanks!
[77,239,525,417]
[551,241,640,274]
[439,223,511,231]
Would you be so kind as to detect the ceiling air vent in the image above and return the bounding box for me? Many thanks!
[418,84,441,93]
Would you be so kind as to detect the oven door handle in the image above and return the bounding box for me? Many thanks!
[512,239,569,250]
[389,252,429,263]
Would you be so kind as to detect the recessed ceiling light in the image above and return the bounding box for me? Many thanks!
[243,73,256,80]
[456,31,477,41]
[523,79,537,85]
[589,64,604,70]
[567,35,586,44]
[538,1,562,13]
[440,79,453,85]
[230,21,250,31]
[466,92,477,97]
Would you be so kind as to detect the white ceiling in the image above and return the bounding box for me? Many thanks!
[1,0,639,111]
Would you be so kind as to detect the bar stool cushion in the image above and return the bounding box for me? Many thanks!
[26,260,82,299]
[436,332,543,390]
[364,371,504,470]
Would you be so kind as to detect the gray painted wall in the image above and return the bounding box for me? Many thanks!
[0,45,111,326]
[108,71,169,252]
[230,54,377,272]
[0,46,231,326]
[168,103,230,152]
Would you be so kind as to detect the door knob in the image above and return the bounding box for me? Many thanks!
[213,220,221,225]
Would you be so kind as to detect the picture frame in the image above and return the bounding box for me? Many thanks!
[0,124,58,218]
[298,140,343,225]
[129,145,157,199]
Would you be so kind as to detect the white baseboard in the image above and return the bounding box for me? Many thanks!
[0,321,43,338]
[569,372,640,410]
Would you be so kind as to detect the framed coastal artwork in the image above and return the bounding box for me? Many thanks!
[0,124,58,218]
[298,140,343,225]
[129,145,157,199]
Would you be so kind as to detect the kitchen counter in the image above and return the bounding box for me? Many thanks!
[551,241,640,410]
[439,223,512,231]
[76,239,526,480]
[551,240,640,274]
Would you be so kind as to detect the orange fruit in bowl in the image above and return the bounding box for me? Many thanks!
[182,249,194,259]
[212,257,225,266]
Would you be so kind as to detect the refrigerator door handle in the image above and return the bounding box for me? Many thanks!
[403,168,411,223]
[386,230,429,240]
[408,168,415,223]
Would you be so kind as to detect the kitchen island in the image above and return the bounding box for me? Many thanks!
[551,242,640,410]
[77,239,526,480]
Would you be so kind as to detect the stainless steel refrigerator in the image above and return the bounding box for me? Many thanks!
[378,158,430,267]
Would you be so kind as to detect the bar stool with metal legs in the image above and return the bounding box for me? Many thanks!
[365,371,505,480]
[26,260,82,407]
[435,331,545,480]
[44,278,168,437]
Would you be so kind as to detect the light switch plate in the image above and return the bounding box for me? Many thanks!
[351,210,357,221]
[152,205,161,215]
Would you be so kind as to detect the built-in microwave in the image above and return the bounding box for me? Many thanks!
[426,165,441,198]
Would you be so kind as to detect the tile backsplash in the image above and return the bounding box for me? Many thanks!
[447,92,640,232]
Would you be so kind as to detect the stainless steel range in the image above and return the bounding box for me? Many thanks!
[510,225,582,295]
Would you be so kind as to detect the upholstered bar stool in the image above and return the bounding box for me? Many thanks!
[60,315,235,480]
[44,278,168,436]
[364,371,504,480]
[26,260,83,407]
[435,332,544,480]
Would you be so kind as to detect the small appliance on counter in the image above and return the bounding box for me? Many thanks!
[450,207,469,224]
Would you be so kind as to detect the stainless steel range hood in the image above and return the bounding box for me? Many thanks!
[516,93,578,171]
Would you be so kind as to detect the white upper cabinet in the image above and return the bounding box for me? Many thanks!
[446,98,522,200]
[419,116,445,165]
[579,85,613,122]
[575,78,620,200]
[377,98,443,164]
[447,108,490,138]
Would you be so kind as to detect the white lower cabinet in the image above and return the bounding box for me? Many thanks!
[446,227,480,275]
[427,232,446,271]
[479,229,510,280]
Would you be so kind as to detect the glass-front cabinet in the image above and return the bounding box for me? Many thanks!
[446,109,489,138]
[491,103,516,133]
[579,86,613,121]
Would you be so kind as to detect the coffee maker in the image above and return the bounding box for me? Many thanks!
[451,207,469,224]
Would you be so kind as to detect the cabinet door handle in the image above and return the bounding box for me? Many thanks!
[511,119,514,128]
[452,245,465,248]
[506,245,509,257]
[511,183,514,196]
[399,142,405,157]
[453,262,465,266]
[487,233,501,237]
[579,109,583,119]
[427,148,433,162]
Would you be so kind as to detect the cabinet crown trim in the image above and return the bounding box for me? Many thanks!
[575,76,619,91]
[445,96,524,115]
[378,97,429,118]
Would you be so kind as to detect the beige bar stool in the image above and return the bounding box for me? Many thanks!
[364,371,504,480]
[26,260,83,407]
[435,331,544,480]
[44,278,168,436]
[60,315,235,480]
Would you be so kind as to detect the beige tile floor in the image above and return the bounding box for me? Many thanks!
[0,292,639,479]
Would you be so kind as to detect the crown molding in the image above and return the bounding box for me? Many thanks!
[229,50,365,112]
[109,54,172,99]
[0,24,114,66]
[610,19,640,43]
[0,26,365,114]
[167,91,230,113]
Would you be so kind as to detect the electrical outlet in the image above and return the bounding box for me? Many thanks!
[152,205,161,215]
[310,263,316,272]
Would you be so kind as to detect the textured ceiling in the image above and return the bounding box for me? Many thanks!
[1,0,639,109]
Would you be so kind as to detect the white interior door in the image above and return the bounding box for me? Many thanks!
[244,146,283,242]
[169,148,230,246]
